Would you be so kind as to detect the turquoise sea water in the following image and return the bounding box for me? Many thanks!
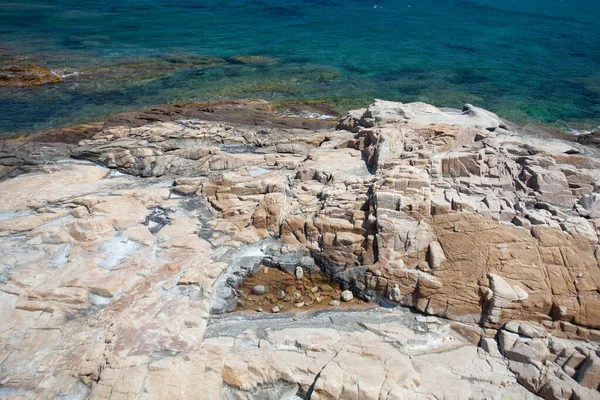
[0,0,599,135]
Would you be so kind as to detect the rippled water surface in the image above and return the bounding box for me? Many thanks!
[0,0,599,134]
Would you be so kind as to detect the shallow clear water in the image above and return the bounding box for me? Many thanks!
[0,0,599,135]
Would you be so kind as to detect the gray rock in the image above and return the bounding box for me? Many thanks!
[538,374,574,400]
[337,108,366,132]
[577,352,600,391]
[577,130,600,147]
[504,321,546,338]
[504,338,550,368]
[329,300,340,307]
[252,285,266,295]
[341,290,353,302]
[508,360,544,392]
[299,256,315,270]
[579,193,600,218]
[479,337,502,358]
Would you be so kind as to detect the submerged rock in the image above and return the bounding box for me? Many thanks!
[0,64,61,86]
[228,55,279,65]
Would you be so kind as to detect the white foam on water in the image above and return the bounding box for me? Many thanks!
[51,69,81,79]
[275,110,337,120]
[570,129,593,136]
[568,125,599,135]
[318,114,336,120]
[99,236,141,270]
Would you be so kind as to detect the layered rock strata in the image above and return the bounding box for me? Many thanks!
[0,99,599,399]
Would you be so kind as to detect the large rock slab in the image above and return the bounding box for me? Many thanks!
[1,99,600,399]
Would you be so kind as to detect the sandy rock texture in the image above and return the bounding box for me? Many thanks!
[0,99,599,399]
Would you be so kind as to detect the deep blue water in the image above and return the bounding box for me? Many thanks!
[0,0,599,135]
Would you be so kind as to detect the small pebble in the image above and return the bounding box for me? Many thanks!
[263,267,270,274]
[295,266,304,280]
[341,290,354,302]
[277,290,286,300]
[272,306,280,313]
[256,308,263,313]
[295,302,305,308]
[252,285,266,295]
[329,300,340,306]
[320,284,333,292]
[311,286,319,293]
[293,292,302,300]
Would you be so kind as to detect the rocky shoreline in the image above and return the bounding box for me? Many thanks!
[0,99,599,399]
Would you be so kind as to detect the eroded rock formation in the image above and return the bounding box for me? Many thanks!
[0,99,599,399]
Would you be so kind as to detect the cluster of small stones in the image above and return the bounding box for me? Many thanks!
[237,266,355,314]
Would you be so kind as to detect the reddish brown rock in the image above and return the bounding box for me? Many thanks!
[0,64,61,86]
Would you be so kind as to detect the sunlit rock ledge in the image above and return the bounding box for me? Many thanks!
[0,99,599,399]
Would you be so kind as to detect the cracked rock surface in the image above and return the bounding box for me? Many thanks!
[0,99,599,399]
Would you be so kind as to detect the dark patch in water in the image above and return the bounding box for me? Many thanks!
[259,5,304,18]
[449,68,490,85]
[441,41,480,54]
[374,68,431,82]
